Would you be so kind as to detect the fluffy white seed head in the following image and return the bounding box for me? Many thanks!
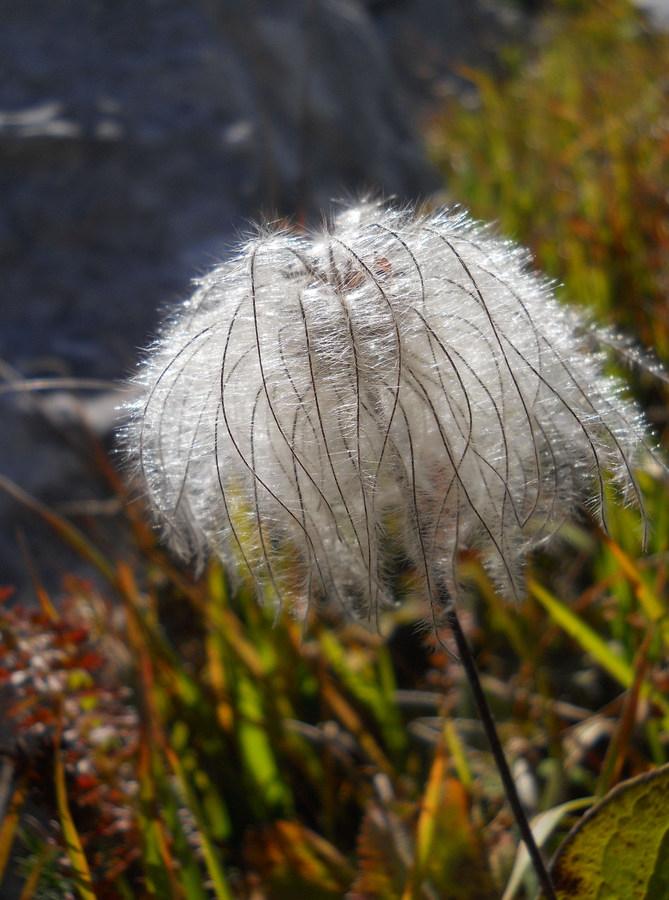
[121,201,652,627]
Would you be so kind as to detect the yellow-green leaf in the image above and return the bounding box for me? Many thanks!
[542,764,669,899]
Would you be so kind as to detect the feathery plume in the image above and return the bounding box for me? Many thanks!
[121,201,652,627]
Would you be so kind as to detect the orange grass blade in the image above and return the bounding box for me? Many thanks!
[597,624,656,796]
[0,768,30,886]
[402,735,449,900]
[0,473,118,587]
[320,676,394,776]
[604,537,669,638]
[16,529,60,623]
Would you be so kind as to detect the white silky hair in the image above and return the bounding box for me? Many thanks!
[121,201,653,629]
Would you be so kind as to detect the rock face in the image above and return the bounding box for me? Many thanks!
[0,0,514,594]
[634,0,669,28]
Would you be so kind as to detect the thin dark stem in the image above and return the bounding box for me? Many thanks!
[445,604,557,900]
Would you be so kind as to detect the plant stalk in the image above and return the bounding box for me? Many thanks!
[445,604,557,900]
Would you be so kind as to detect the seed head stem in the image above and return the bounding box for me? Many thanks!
[444,598,557,900]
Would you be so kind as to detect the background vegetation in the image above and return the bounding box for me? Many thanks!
[1,0,668,897]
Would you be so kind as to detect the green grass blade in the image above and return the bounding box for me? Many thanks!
[529,580,669,717]
[166,746,235,900]
[530,580,634,687]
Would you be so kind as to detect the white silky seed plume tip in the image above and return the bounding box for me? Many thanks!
[120,201,654,627]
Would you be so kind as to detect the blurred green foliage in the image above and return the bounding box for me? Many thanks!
[428,0,669,362]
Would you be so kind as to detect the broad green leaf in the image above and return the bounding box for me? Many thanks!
[541,764,669,899]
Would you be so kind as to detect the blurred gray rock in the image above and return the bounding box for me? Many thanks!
[634,0,669,28]
[0,0,516,596]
